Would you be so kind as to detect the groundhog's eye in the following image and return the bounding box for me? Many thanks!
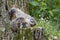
[22,22,28,25]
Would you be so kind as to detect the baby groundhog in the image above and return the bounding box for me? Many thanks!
[8,7,37,33]
[8,7,36,27]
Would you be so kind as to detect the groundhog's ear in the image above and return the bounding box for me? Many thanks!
[30,17,36,23]
[30,17,37,27]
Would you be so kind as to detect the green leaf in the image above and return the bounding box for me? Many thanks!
[29,1,39,6]
[41,2,47,6]
[53,9,60,13]
[37,0,41,2]
[48,10,54,16]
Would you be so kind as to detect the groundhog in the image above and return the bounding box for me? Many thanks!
[8,7,36,27]
[8,7,37,33]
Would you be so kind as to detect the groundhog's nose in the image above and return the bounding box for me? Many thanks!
[30,17,36,27]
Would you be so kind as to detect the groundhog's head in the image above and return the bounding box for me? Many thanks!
[11,17,36,29]
[16,17,36,27]
[10,17,31,32]
[9,7,37,27]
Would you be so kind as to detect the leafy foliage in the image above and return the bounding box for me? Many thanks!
[29,0,60,21]
[29,0,60,40]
